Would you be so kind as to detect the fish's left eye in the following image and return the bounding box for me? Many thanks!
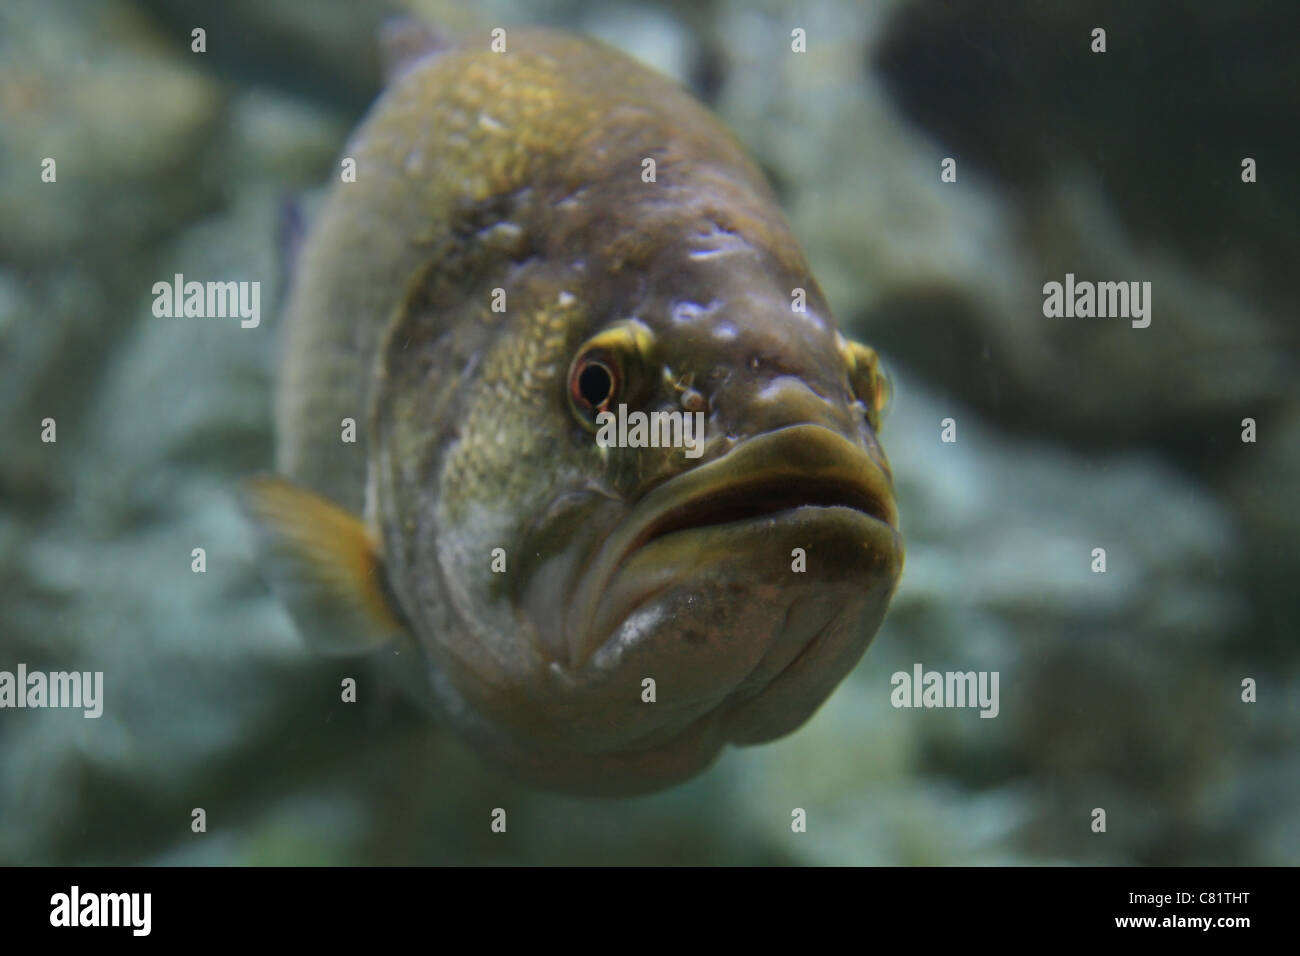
[838,335,890,432]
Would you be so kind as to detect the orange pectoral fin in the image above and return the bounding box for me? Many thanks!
[240,475,412,654]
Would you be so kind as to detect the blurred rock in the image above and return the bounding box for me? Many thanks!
[132,0,394,112]
[0,0,225,512]
[0,0,223,267]
[579,3,698,84]
[869,0,1300,446]
[875,0,1300,312]
[1223,400,1300,655]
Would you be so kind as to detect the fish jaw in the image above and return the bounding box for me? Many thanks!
[568,423,901,670]
[429,510,900,796]
[469,423,903,793]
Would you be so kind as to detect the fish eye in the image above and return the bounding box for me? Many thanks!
[568,350,620,426]
[566,320,655,430]
[839,336,890,432]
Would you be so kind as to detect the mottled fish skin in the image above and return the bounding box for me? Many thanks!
[259,27,904,795]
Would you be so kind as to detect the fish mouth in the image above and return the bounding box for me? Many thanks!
[628,460,895,552]
[563,424,899,669]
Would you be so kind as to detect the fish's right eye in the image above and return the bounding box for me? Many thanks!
[566,320,656,430]
[576,360,615,408]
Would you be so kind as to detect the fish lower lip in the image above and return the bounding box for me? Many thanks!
[564,424,898,668]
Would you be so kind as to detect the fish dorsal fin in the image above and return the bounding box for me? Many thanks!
[241,475,411,654]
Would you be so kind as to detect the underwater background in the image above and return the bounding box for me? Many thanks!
[1,0,1296,864]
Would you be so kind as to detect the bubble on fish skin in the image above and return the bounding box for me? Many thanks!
[680,388,706,413]
[688,222,747,261]
[671,299,718,324]
[341,678,356,703]
[191,547,206,573]
[790,308,832,336]
[477,111,507,134]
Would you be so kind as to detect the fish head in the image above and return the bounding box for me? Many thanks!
[373,205,902,796]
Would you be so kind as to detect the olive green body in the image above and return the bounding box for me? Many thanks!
[273,28,902,794]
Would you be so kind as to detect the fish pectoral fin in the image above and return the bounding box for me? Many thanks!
[240,475,411,655]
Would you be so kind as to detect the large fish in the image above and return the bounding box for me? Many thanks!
[243,26,903,795]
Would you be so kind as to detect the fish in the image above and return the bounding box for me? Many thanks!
[242,25,904,796]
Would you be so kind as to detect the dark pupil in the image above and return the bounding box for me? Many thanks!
[578,362,613,409]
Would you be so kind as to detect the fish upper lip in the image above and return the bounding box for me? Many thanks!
[563,424,898,669]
